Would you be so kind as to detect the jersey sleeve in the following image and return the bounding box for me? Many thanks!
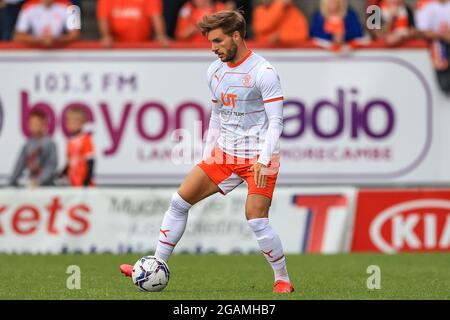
[15,7,31,33]
[256,64,284,103]
[415,5,432,31]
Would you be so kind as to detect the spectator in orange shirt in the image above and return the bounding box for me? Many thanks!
[60,106,96,187]
[253,0,308,45]
[97,0,170,47]
[175,0,226,43]
[368,0,416,46]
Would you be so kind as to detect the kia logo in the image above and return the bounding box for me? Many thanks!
[370,199,450,253]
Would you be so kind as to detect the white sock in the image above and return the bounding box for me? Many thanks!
[154,192,191,262]
[248,218,290,283]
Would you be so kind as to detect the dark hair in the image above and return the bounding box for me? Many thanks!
[197,10,246,38]
[29,110,47,122]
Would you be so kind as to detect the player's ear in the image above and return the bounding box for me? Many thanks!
[232,31,241,42]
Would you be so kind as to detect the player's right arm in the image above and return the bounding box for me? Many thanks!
[202,63,221,161]
[202,100,220,161]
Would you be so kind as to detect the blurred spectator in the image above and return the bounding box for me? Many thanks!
[97,0,170,47]
[310,0,365,51]
[60,106,96,187]
[175,0,225,43]
[253,0,308,45]
[416,0,450,94]
[415,0,435,11]
[370,0,416,46]
[14,0,80,47]
[219,0,253,36]
[162,0,187,39]
[9,110,58,188]
[163,0,253,40]
[0,0,24,41]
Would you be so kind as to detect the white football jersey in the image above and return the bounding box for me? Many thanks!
[15,3,73,37]
[207,51,284,159]
[416,1,450,32]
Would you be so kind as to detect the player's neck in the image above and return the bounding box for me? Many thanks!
[228,46,251,68]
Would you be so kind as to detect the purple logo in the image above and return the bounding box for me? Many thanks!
[282,88,395,140]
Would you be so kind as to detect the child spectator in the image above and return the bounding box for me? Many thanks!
[371,0,416,46]
[9,110,58,188]
[13,0,80,47]
[175,0,226,43]
[416,0,450,94]
[60,106,96,187]
[97,0,170,47]
[310,0,365,52]
[253,0,308,45]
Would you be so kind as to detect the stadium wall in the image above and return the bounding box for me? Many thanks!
[0,42,449,186]
[0,187,449,254]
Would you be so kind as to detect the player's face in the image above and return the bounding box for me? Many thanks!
[65,112,85,135]
[28,116,46,137]
[208,28,239,63]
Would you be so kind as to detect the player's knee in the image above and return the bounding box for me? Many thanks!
[246,204,269,220]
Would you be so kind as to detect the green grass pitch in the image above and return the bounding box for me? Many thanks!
[0,253,449,300]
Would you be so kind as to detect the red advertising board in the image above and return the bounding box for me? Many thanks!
[351,189,450,253]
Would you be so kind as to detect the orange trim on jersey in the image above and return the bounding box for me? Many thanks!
[227,50,253,68]
[263,97,284,103]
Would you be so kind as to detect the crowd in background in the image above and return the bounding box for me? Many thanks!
[0,0,446,47]
[0,0,448,92]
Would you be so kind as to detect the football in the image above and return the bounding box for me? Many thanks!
[131,256,170,292]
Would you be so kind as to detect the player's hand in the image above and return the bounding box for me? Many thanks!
[248,162,268,189]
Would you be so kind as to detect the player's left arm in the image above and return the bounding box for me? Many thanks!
[249,65,284,188]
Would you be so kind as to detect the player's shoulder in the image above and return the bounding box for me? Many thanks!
[251,53,280,81]
[207,59,224,79]
[252,52,278,73]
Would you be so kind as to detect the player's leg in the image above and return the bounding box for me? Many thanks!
[120,166,221,276]
[121,149,243,277]
[155,166,221,262]
[245,194,294,293]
